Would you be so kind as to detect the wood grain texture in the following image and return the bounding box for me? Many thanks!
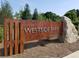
[19,21,24,53]
[14,20,19,54]
[9,20,13,56]
[4,19,8,56]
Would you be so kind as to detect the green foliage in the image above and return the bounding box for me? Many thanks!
[14,3,61,21]
[38,13,47,21]
[0,0,13,25]
[64,9,79,30]
[1,0,13,18]
[0,27,3,42]
[64,9,78,23]
[76,9,79,17]
[43,12,61,21]
[44,12,53,20]
[14,12,20,20]
[20,3,31,20]
[32,8,38,20]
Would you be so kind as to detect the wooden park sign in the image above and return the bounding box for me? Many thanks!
[4,19,63,56]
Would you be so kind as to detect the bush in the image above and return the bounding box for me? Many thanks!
[0,26,3,42]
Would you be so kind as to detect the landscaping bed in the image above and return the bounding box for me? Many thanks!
[4,39,79,58]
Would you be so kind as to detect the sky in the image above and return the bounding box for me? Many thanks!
[0,0,79,16]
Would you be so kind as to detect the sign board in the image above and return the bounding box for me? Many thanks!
[21,20,63,41]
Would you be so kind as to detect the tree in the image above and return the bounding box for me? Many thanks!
[64,9,79,30]
[1,0,13,18]
[14,12,20,20]
[0,0,13,24]
[43,12,61,21]
[32,8,38,20]
[38,13,47,21]
[64,9,78,23]
[76,9,79,22]
[44,12,53,20]
[76,9,79,17]
[20,3,31,20]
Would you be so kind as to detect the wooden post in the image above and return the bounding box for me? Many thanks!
[9,20,13,56]
[19,21,24,53]
[14,20,19,54]
[4,20,8,56]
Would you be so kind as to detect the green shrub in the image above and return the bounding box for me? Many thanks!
[0,26,3,42]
